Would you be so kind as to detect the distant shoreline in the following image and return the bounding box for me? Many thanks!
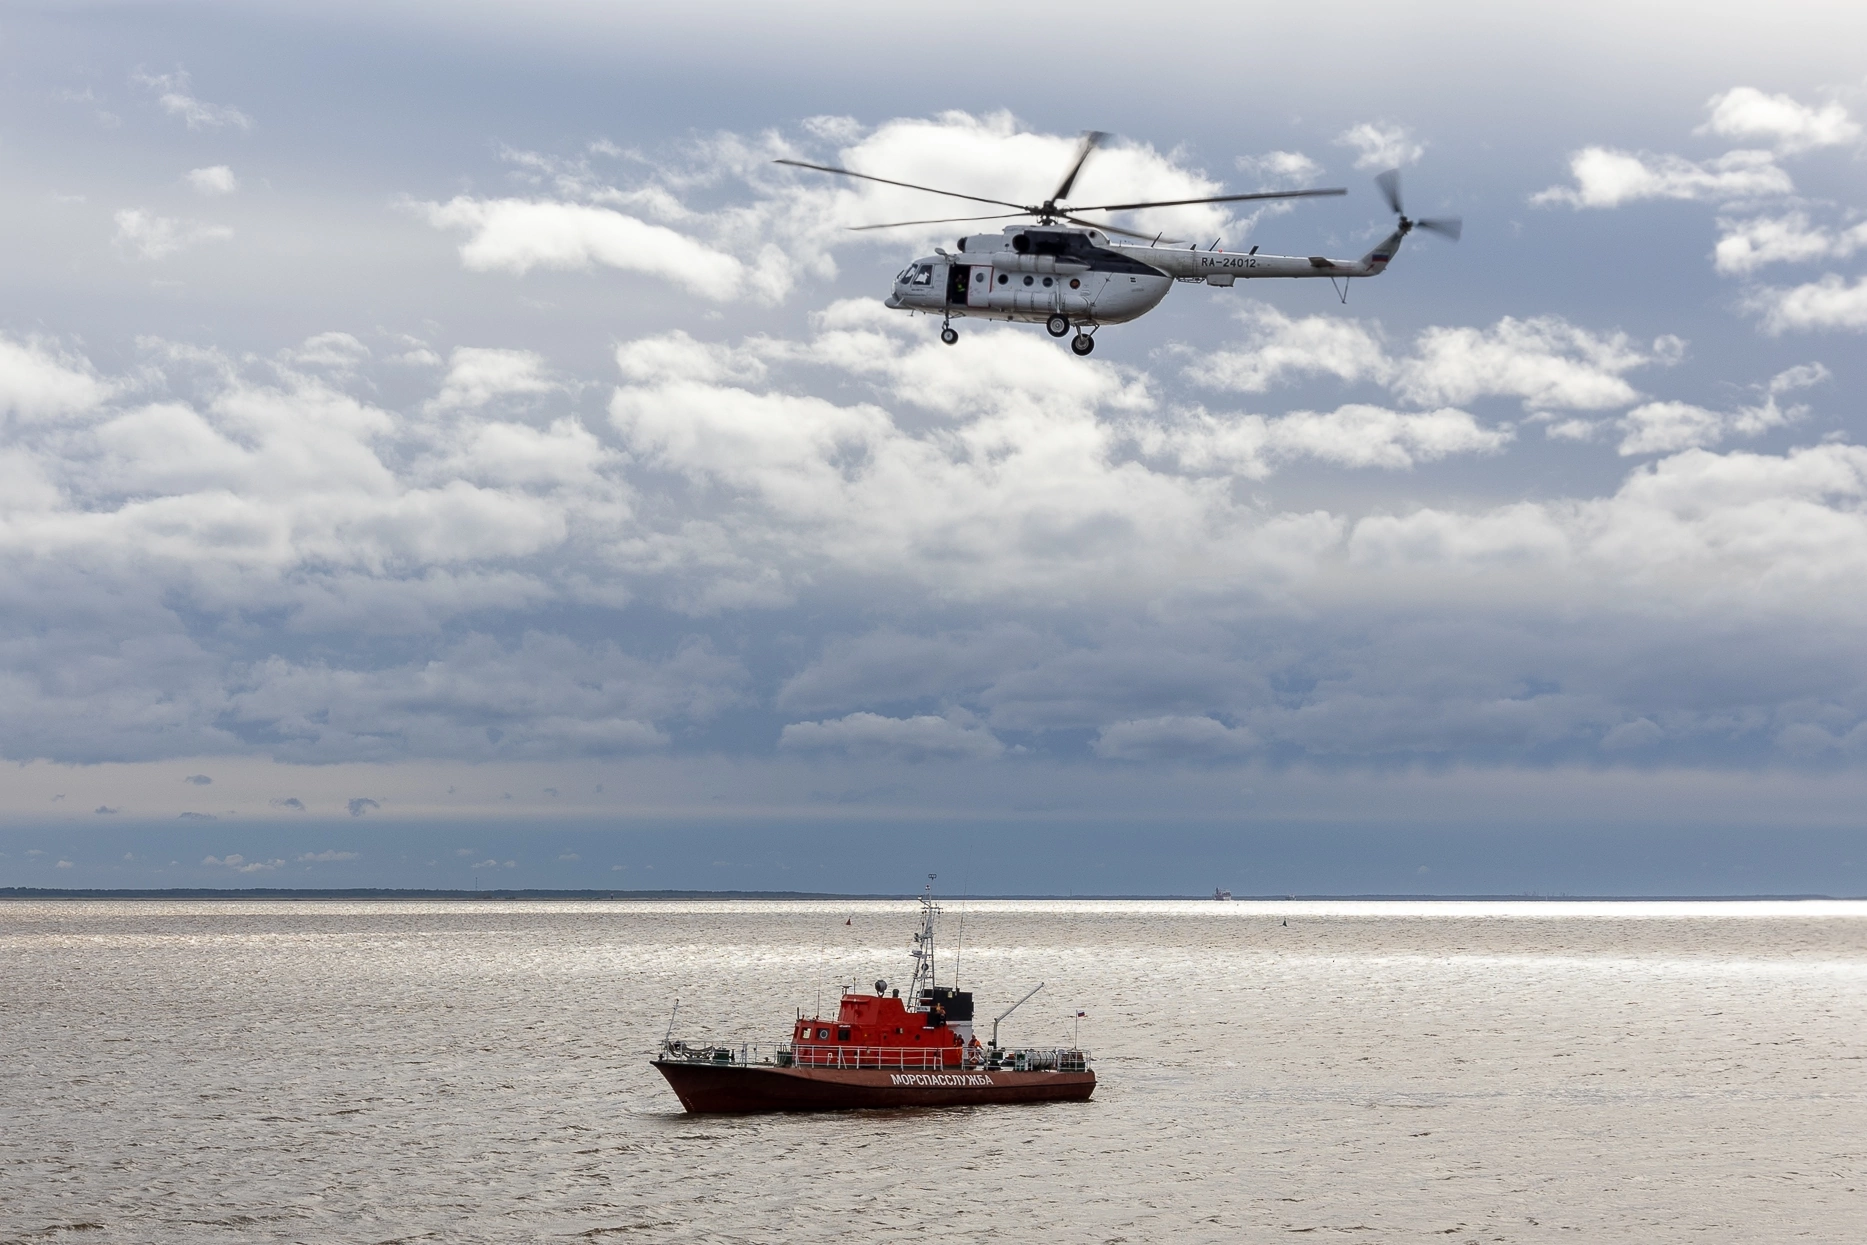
[1,887,1856,902]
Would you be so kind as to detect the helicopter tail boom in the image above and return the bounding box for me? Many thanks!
[1357,227,1407,273]
[1117,243,1392,282]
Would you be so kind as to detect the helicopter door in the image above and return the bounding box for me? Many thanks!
[966,266,992,309]
[946,263,970,306]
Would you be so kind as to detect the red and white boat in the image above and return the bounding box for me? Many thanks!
[653,885,1095,1113]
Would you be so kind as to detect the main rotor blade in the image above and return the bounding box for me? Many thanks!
[1374,169,1404,216]
[1416,216,1463,241]
[1061,214,1182,244]
[1051,130,1109,203]
[773,159,1028,212]
[847,212,1031,232]
[1066,187,1347,212]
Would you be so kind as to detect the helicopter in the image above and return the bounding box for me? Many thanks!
[777,131,1459,355]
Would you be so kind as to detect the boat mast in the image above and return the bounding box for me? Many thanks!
[907,873,939,1002]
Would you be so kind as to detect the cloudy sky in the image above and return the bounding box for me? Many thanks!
[4,1,1866,894]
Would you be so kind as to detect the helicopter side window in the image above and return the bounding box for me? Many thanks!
[910,264,933,285]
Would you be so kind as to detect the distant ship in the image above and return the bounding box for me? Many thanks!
[1213,888,1233,900]
[652,883,1095,1113]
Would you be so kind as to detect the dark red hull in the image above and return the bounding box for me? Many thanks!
[652,1059,1096,1113]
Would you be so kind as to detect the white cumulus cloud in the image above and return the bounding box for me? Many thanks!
[112,208,233,260]
[203,854,282,873]
[1714,212,1867,275]
[1396,317,1681,411]
[1335,122,1424,170]
[1181,303,1392,393]
[1149,403,1510,477]
[1532,148,1791,209]
[1188,306,1678,414]
[424,115,1319,310]
[416,197,768,302]
[133,69,252,131]
[1697,87,1860,154]
[1748,274,1867,333]
[0,337,114,422]
[185,165,238,195]
[1235,150,1326,187]
[426,347,557,411]
[1613,369,1835,458]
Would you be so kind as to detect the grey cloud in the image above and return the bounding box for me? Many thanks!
[5,312,1867,775]
[284,332,370,374]
[1094,716,1258,762]
[211,633,720,763]
[776,627,1051,716]
[779,713,1005,762]
[183,774,212,785]
[347,798,380,817]
[5,70,1867,810]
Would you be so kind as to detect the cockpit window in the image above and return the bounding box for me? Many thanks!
[910,264,933,285]
[896,267,915,284]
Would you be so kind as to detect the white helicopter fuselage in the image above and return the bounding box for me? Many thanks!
[885,224,1404,328]
[887,231,1170,325]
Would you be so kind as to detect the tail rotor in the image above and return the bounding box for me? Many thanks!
[1375,168,1461,242]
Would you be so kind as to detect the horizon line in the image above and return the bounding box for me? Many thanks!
[2,887,1859,902]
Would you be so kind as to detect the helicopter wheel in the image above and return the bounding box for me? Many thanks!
[1070,332,1095,357]
[1046,314,1070,338]
[940,326,959,345]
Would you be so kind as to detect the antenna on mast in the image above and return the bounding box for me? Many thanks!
[907,874,941,1003]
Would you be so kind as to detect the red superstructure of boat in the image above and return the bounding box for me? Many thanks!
[652,882,1095,1113]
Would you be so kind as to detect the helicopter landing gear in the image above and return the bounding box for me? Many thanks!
[940,325,959,346]
[1070,331,1096,357]
[1046,314,1070,338]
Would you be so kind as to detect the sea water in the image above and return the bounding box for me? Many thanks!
[2,899,1863,1243]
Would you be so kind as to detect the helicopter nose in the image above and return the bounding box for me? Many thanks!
[885,292,904,309]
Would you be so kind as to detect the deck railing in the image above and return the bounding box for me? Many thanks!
[658,1040,1091,1074]
[785,1044,956,1070]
